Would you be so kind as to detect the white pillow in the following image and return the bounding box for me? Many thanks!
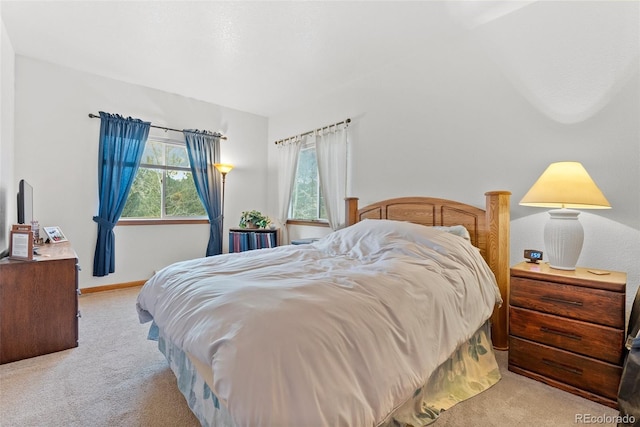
[312,219,470,257]
[432,225,471,241]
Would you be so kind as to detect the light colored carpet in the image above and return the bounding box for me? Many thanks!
[0,287,619,426]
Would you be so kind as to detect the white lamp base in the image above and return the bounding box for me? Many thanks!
[544,208,583,271]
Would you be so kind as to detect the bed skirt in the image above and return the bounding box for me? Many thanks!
[153,321,500,427]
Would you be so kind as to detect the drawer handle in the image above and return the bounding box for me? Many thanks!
[540,296,583,306]
[542,358,583,376]
[540,326,582,341]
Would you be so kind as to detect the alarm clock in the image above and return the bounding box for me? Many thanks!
[524,249,543,263]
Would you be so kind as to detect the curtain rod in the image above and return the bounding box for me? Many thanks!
[88,113,227,140]
[274,118,351,145]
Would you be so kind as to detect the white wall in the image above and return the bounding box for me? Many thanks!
[267,2,640,317]
[0,15,15,256]
[7,2,640,318]
[13,57,268,289]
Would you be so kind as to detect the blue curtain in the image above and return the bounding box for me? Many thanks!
[183,130,221,256]
[93,112,150,276]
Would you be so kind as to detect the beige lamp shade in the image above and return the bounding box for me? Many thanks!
[214,163,234,175]
[519,162,611,209]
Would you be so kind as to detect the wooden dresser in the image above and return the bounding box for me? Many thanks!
[508,262,626,409]
[0,242,79,364]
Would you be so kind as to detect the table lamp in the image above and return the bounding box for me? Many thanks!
[519,161,611,270]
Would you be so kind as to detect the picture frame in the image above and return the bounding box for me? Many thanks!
[9,229,34,260]
[43,226,68,243]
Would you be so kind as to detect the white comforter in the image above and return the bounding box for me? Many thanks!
[137,219,502,427]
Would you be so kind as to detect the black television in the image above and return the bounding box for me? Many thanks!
[17,179,33,225]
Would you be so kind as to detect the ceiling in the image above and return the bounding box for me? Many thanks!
[0,1,533,117]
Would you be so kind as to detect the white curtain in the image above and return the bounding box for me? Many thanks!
[276,137,302,244]
[315,124,348,230]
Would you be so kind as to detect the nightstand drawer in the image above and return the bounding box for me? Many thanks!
[509,337,622,400]
[509,307,624,364]
[510,277,624,328]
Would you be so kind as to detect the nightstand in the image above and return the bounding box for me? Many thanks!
[508,262,626,409]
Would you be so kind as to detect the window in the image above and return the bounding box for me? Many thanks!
[121,138,206,220]
[289,139,327,222]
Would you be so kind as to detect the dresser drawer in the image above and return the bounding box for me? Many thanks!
[510,277,624,328]
[509,307,624,364]
[509,337,622,400]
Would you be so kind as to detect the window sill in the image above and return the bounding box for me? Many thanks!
[286,219,330,227]
[117,219,209,226]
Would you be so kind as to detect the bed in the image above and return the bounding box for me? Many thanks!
[136,191,511,427]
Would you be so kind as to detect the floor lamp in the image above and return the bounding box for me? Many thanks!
[214,163,234,235]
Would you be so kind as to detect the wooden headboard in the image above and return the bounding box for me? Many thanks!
[345,191,511,350]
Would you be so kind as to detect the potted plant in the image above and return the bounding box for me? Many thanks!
[239,210,271,229]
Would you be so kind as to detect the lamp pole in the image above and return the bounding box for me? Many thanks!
[220,171,228,232]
